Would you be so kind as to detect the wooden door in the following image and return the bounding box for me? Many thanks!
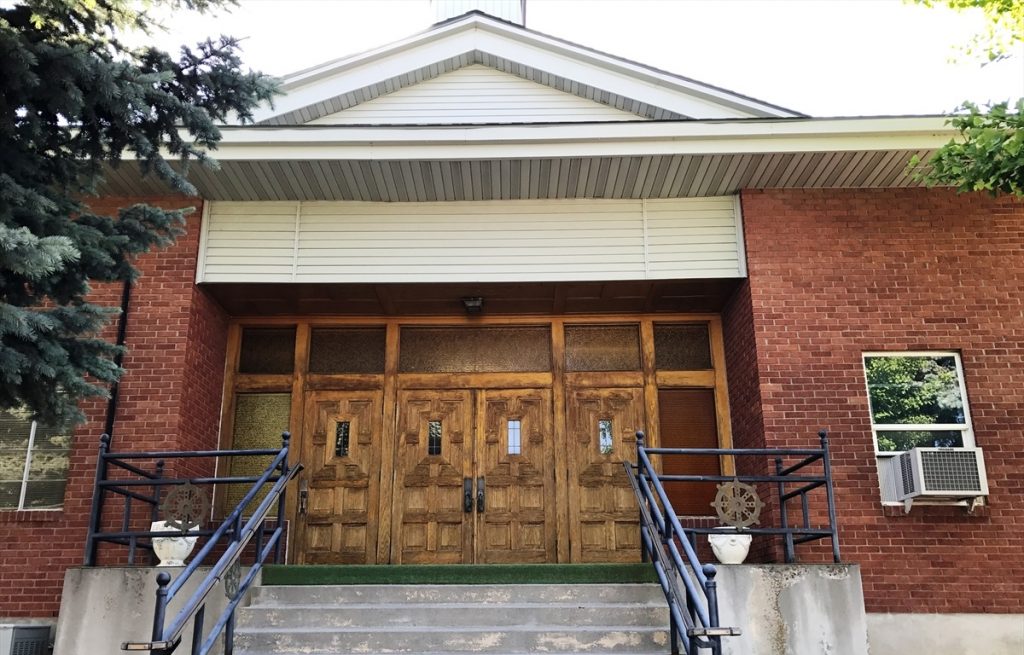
[299,390,383,564]
[391,389,474,564]
[476,389,556,563]
[567,387,646,562]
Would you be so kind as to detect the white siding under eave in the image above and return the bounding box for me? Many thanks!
[198,197,744,283]
[307,65,644,125]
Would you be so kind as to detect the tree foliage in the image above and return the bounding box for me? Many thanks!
[910,0,1024,196]
[0,0,277,426]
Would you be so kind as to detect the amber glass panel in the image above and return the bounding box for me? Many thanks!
[564,325,641,372]
[399,326,551,373]
[654,324,712,370]
[239,328,296,374]
[225,393,291,515]
[309,328,386,374]
[659,389,720,516]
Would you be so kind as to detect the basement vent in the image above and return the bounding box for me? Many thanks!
[11,626,49,655]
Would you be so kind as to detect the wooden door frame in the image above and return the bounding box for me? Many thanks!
[217,313,734,563]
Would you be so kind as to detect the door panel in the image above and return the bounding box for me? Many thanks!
[299,390,383,564]
[476,389,556,563]
[659,388,721,516]
[567,387,645,562]
[392,389,474,564]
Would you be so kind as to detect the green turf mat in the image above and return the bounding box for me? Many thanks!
[262,563,658,585]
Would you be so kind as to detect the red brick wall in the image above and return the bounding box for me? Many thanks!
[738,188,1024,614]
[0,197,228,617]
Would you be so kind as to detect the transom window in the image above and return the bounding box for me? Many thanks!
[0,409,71,511]
[863,352,974,454]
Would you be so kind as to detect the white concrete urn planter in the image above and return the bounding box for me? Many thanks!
[150,520,199,567]
[707,528,752,564]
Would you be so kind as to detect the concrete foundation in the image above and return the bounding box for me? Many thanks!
[710,564,869,655]
[867,613,1024,655]
[53,566,255,655]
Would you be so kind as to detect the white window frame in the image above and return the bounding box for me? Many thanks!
[862,351,975,458]
[1,416,66,512]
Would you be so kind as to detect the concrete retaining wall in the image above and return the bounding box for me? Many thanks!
[710,564,869,655]
[53,566,256,655]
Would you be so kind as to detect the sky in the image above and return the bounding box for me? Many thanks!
[140,0,1024,117]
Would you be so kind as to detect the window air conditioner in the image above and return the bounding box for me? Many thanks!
[890,447,988,512]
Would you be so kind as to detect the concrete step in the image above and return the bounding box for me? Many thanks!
[248,583,666,606]
[234,626,671,654]
[237,602,668,629]
[236,583,670,655]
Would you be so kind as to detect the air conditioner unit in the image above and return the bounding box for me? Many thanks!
[890,447,988,512]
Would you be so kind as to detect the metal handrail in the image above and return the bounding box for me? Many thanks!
[625,429,842,654]
[625,432,739,655]
[125,433,297,655]
[83,431,300,654]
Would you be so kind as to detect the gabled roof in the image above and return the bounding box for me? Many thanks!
[250,11,803,126]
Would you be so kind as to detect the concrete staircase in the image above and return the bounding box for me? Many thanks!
[234,583,671,655]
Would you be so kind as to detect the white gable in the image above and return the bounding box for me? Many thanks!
[251,13,800,126]
[307,65,645,125]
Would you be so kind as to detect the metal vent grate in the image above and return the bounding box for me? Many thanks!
[11,626,49,655]
[899,452,915,495]
[920,450,982,492]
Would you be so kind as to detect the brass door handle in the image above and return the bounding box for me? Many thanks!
[476,476,485,513]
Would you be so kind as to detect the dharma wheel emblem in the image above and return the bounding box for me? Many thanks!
[711,479,765,528]
[160,482,210,533]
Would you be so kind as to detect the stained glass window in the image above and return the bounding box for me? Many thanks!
[335,421,351,457]
[400,327,551,372]
[598,420,614,455]
[428,421,442,456]
[309,328,386,374]
[654,324,712,370]
[239,328,296,374]
[508,420,522,455]
[565,325,641,372]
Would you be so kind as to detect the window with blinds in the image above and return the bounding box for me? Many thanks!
[0,409,71,510]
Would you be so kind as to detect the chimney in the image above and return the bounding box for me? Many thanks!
[431,0,526,26]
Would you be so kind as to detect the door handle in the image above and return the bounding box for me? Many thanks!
[298,478,308,516]
[476,476,485,513]
[464,478,473,513]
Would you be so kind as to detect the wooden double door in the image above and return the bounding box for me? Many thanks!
[296,384,652,565]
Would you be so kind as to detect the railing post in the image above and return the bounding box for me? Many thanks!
[819,429,841,563]
[274,431,291,564]
[775,456,795,564]
[702,564,722,655]
[190,604,205,655]
[84,434,111,566]
[152,571,171,643]
[150,460,165,566]
[635,431,648,563]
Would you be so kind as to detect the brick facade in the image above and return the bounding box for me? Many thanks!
[733,188,1024,613]
[4,188,1022,619]
[0,197,227,617]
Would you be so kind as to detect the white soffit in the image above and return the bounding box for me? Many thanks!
[253,12,800,125]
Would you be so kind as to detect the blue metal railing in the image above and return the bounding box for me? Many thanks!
[625,429,842,654]
[83,431,300,654]
[625,432,739,655]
